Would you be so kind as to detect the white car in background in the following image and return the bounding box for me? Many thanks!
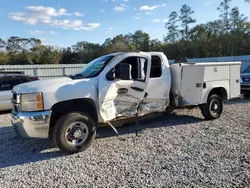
[241,65,250,91]
[0,71,38,111]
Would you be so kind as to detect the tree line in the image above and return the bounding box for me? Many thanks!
[0,0,250,65]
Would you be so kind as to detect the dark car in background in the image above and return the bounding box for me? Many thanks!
[241,65,250,92]
[0,71,39,111]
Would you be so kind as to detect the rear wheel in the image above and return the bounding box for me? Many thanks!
[200,94,223,120]
[52,112,96,154]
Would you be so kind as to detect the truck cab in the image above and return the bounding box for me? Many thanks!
[11,52,241,153]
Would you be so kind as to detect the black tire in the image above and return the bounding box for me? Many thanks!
[52,112,96,154]
[200,94,223,120]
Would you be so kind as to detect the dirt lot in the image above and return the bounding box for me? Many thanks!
[0,99,249,187]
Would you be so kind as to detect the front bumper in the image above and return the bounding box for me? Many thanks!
[11,110,52,139]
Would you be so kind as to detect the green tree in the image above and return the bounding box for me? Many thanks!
[72,41,103,63]
[6,37,22,54]
[229,7,249,55]
[149,39,166,51]
[217,0,232,33]
[165,11,180,43]
[103,34,136,53]
[229,7,248,30]
[179,4,196,40]
[37,46,62,64]
[6,37,29,64]
[131,30,150,51]
[60,47,81,64]
[0,38,6,50]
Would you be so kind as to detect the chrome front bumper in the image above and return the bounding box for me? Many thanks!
[11,110,52,139]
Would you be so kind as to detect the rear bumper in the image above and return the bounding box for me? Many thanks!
[11,110,52,139]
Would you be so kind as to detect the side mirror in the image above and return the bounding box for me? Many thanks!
[118,63,132,80]
[106,63,132,81]
[106,69,115,80]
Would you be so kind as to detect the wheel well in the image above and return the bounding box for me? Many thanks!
[49,98,98,130]
[208,87,228,101]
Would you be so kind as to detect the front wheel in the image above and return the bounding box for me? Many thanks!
[200,94,223,120]
[52,112,96,154]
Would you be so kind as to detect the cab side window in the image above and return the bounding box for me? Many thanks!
[116,57,148,81]
[150,56,162,78]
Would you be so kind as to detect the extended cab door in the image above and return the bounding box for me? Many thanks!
[98,53,151,122]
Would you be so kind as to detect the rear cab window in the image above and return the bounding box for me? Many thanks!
[150,55,162,78]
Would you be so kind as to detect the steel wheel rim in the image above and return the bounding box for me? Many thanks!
[210,99,221,115]
[65,122,89,147]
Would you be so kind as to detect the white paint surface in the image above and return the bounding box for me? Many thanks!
[0,90,12,111]
[170,62,241,106]
[98,52,151,122]
[12,53,242,124]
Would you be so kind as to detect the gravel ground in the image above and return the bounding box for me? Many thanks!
[0,100,249,188]
[0,113,10,126]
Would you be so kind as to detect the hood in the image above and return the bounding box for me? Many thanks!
[13,77,73,93]
[12,76,99,110]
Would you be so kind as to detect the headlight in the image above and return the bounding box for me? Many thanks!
[20,93,44,111]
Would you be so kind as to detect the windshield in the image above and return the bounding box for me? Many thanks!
[76,55,115,78]
[244,66,250,73]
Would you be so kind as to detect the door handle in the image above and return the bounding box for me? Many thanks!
[117,88,128,94]
[131,87,144,92]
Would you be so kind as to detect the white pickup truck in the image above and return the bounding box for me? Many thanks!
[11,52,242,153]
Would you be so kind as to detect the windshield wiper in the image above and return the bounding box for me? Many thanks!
[69,73,85,79]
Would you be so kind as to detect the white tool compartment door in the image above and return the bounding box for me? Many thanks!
[98,53,151,122]
[179,65,204,105]
[230,64,241,98]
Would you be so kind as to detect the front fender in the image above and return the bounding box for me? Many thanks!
[42,78,99,110]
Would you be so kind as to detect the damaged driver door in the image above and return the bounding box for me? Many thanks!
[99,53,151,122]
